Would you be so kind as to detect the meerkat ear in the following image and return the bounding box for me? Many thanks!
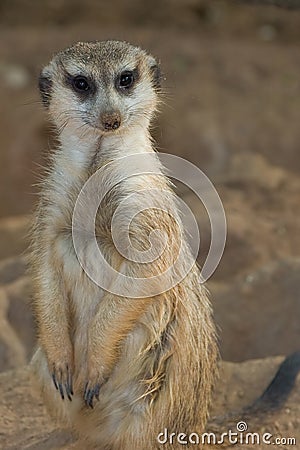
[38,68,52,108]
[148,56,162,90]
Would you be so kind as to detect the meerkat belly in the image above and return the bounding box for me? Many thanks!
[56,232,105,360]
[71,283,104,380]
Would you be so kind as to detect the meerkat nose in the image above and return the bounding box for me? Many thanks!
[101,111,121,131]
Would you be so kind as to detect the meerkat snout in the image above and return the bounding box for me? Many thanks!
[100,111,121,131]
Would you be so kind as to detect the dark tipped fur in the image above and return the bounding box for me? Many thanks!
[150,64,162,90]
[38,73,52,107]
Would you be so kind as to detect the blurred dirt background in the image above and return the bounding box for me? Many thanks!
[0,0,299,448]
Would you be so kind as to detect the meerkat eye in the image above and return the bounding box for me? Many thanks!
[118,71,134,89]
[72,76,90,92]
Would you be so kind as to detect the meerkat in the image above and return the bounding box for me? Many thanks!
[30,40,218,450]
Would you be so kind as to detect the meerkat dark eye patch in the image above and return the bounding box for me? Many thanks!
[119,71,134,88]
[64,72,95,97]
[116,69,138,92]
[72,76,91,93]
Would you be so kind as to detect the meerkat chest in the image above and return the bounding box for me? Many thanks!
[42,159,115,311]
[48,201,105,304]
[53,230,105,327]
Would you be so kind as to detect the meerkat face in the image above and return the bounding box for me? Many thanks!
[39,41,161,136]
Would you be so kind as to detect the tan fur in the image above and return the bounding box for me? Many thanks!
[29,40,218,449]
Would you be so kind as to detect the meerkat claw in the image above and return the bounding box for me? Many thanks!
[58,382,65,400]
[94,383,100,401]
[51,365,73,401]
[65,383,73,401]
[84,388,93,408]
[84,382,101,408]
[66,364,73,399]
[52,372,58,390]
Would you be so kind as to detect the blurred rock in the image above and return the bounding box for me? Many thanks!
[7,275,35,362]
[258,24,277,42]
[0,256,34,373]
[211,258,300,362]
[0,216,30,260]
[0,61,30,89]
[0,286,27,371]
[0,255,27,285]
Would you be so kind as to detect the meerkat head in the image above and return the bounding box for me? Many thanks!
[39,40,161,136]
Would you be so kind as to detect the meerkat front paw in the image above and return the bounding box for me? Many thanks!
[48,351,74,401]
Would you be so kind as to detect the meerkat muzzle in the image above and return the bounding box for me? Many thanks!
[101,111,121,131]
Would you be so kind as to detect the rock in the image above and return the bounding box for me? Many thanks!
[0,216,30,260]
[0,256,27,285]
[210,258,300,362]
[0,62,30,89]
[0,257,34,373]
